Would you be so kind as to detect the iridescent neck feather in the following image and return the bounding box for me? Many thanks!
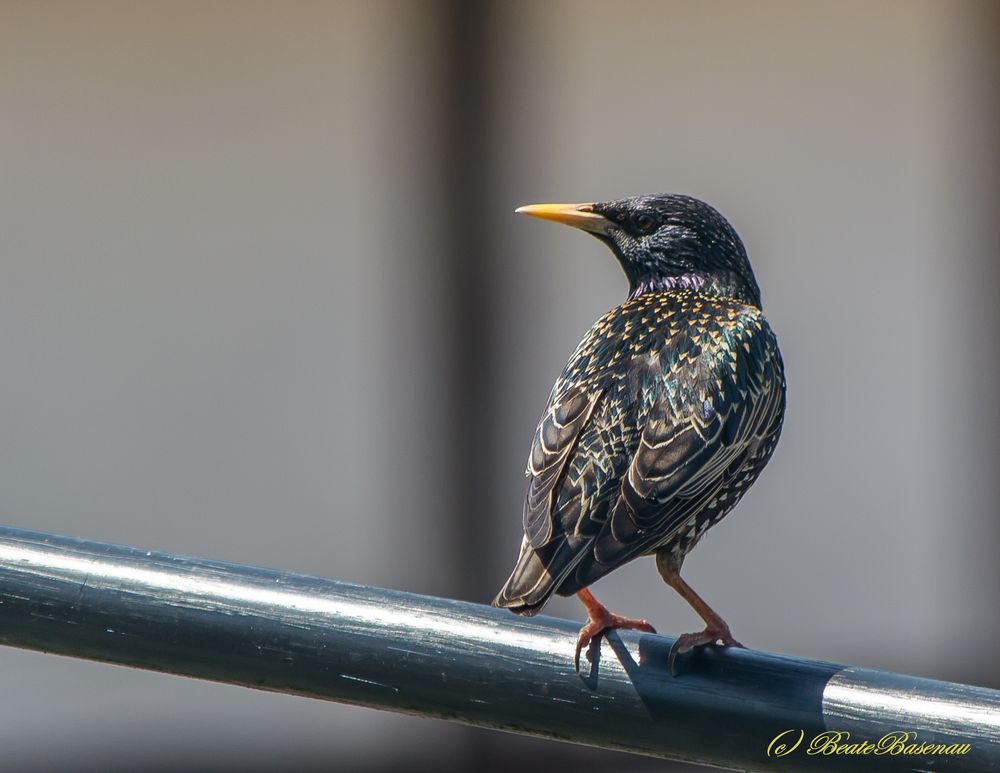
[628,270,761,307]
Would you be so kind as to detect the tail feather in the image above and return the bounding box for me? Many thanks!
[492,536,584,615]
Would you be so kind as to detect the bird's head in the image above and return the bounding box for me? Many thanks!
[516,193,761,306]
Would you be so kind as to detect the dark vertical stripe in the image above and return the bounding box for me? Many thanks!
[436,2,504,766]
[439,0,498,603]
[968,0,1000,690]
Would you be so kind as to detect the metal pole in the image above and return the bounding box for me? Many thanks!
[0,525,996,771]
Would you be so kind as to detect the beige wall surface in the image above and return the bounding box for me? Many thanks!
[1,2,996,771]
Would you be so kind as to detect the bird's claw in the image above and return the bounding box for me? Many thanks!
[574,613,656,672]
[667,625,744,676]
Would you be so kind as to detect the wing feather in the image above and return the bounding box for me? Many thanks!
[522,385,604,547]
[592,333,783,569]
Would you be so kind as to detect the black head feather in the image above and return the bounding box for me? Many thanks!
[589,194,761,306]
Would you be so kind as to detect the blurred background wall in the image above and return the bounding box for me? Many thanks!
[0,1,997,770]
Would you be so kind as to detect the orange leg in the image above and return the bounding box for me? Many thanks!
[656,550,744,675]
[574,587,656,671]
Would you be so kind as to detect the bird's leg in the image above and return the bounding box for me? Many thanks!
[574,587,656,671]
[656,549,744,675]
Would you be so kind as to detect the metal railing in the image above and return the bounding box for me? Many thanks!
[0,525,997,771]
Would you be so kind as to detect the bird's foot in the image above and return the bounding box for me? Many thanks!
[574,611,656,672]
[667,622,744,676]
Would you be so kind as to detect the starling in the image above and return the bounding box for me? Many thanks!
[493,194,785,673]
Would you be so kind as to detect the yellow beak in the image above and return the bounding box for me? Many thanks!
[514,202,613,235]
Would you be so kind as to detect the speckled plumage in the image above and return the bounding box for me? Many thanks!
[494,194,785,626]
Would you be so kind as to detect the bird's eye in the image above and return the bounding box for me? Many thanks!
[634,213,656,234]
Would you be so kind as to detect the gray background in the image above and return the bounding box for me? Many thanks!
[1,1,997,770]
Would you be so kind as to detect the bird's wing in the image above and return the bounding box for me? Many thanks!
[592,324,784,566]
[522,383,605,548]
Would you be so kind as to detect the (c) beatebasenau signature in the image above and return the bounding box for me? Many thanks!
[767,729,972,758]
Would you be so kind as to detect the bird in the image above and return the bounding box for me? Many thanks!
[492,193,785,674]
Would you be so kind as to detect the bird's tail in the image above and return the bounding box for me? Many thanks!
[492,536,579,616]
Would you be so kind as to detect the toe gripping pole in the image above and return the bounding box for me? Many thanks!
[0,525,998,772]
